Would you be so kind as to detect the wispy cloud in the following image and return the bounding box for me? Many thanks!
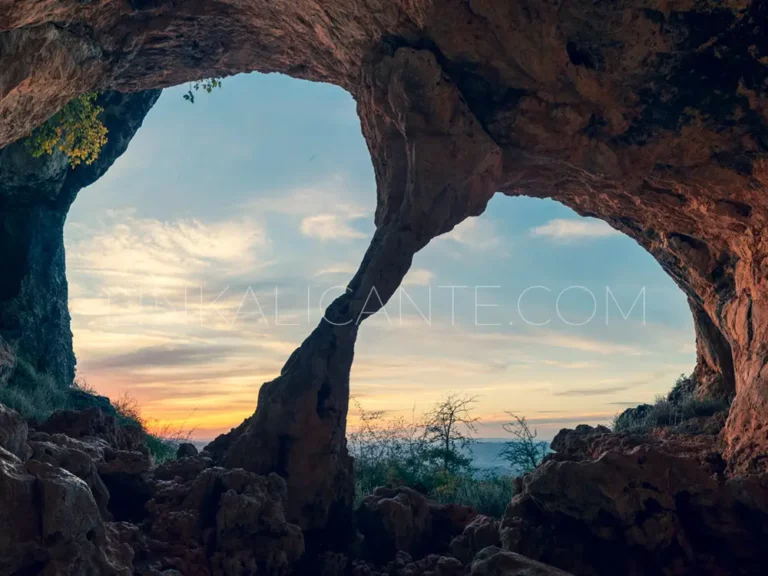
[300,213,367,240]
[531,218,619,242]
[439,217,501,250]
[313,263,358,277]
[403,268,434,287]
[67,209,272,291]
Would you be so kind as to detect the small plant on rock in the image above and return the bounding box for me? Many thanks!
[26,93,108,166]
[183,78,223,103]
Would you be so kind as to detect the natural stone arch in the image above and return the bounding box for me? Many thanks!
[2,0,768,534]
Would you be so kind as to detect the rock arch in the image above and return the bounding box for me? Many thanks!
[2,1,768,533]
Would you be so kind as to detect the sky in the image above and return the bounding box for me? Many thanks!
[64,72,696,441]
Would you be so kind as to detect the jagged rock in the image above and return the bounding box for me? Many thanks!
[154,453,213,482]
[139,467,304,576]
[470,547,573,576]
[41,407,146,453]
[99,446,153,523]
[501,448,768,576]
[357,486,476,564]
[176,442,198,459]
[0,447,132,575]
[29,432,112,519]
[549,424,727,478]
[0,337,14,388]
[0,402,30,459]
[450,515,501,565]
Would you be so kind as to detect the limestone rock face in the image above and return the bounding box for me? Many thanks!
[357,486,477,563]
[450,515,501,566]
[470,547,574,576]
[501,448,768,576]
[0,446,132,575]
[140,467,304,576]
[0,336,14,388]
[0,402,30,459]
[4,0,768,531]
[0,89,159,387]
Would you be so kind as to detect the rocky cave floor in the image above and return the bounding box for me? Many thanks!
[2,390,767,576]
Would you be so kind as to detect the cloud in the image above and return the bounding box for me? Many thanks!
[300,213,367,240]
[403,268,434,287]
[551,385,634,397]
[531,218,619,242]
[314,263,358,277]
[542,360,600,369]
[67,209,272,291]
[245,173,373,242]
[87,344,239,370]
[439,218,501,250]
[471,330,647,356]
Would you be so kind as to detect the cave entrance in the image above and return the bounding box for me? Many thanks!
[57,72,695,445]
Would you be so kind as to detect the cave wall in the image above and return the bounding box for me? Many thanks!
[0,90,160,386]
[2,0,768,521]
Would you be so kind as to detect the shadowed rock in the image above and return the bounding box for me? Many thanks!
[0,90,160,387]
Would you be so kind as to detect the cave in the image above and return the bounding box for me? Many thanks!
[2,1,768,575]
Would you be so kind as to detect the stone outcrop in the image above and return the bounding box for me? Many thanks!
[0,89,160,388]
[501,447,768,576]
[356,486,476,563]
[0,401,30,459]
[3,0,768,547]
[3,0,768,479]
[0,335,14,388]
[470,547,573,576]
[0,446,133,575]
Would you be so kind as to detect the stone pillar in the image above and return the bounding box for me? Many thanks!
[0,90,161,387]
[217,48,502,538]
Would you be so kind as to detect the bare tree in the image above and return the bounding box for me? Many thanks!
[422,393,479,473]
[499,412,548,474]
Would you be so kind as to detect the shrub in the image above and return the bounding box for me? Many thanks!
[26,93,108,166]
[499,413,548,474]
[112,391,195,464]
[349,396,517,517]
[613,373,731,433]
[0,359,70,423]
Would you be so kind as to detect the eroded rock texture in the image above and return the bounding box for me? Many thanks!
[502,445,768,576]
[0,89,160,386]
[4,0,768,534]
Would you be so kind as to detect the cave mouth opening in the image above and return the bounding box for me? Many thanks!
[43,72,697,445]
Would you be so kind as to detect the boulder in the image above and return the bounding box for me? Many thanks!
[470,547,573,576]
[450,515,501,565]
[501,447,768,576]
[548,424,727,478]
[139,467,304,575]
[0,402,31,460]
[29,432,111,519]
[176,442,198,459]
[0,447,132,575]
[357,486,476,563]
[41,407,146,453]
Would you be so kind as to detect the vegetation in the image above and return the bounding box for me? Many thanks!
[613,373,731,433]
[26,93,108,167]
[0,359,191,463]
[499,413,549,473]
[423,393,478,474]
[0,358,82,423]
[113,391,194,463]
[349,394,530,517]
[183,78,223,103]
